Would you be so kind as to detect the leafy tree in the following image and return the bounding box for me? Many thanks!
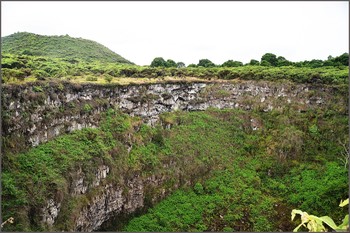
[221,60,243,67]
[308,59,323,68]
[249,59,260,66]
[187,64,197,67]
[197,59,215,67]
[150,57,167,67]
[261,53,278,66]
[334,53,349,66]
[323,60,335,67]
[166,59,177,68]
[176,62,186,68]
[277,56,291,66]
[260,60,271,66]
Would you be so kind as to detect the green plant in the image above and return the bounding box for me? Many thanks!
[197,59,216,67]
[86,76,98,81]
[83,103,93,112]
[57,83,64,91]
[150,57,167,67]
[104,75,113,83]
[32,85,43,92]
[291,198,349,232]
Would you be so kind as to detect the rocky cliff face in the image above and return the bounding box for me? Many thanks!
[40,158,184,231]
[2,80,340,154]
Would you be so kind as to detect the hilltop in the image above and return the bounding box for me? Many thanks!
[1,32,133,64]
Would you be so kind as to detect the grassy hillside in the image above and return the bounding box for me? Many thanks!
[1,32,133,64]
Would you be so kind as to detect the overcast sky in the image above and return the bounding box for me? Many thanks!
[1,1,349,66]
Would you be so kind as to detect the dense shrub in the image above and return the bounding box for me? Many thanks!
[2,53,348,85]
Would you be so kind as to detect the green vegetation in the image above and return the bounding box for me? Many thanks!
[151,52,348,68]
[2,53,348,85]
[198,58,216,68]
[1,31,348,232]
[291,199,349,232]
[2,104,348,231]
[222,60,243,67]
[1,33,348,85]
[1,32,133,64]
[150,57,184,68]
[122,108,348,232]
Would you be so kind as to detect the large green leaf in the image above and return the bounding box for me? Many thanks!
[319,216,338,230]
[336,214,349,232]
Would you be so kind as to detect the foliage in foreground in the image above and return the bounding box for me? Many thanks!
[291,199,349,232]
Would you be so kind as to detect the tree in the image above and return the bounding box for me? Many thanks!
[176,62,186,68]
[166,59,177,68]
[187,64,197,68]
[198,59,215,67]
[277,56,291,66]
[150,57,167,67]
[261,53,278,66]
[308,59,323,68]
[323,59,335,67]
[221,60,243,67]
[334,53,349,66]
[249,59,260,66]
[327,55,334,60]
[260,60,271,66]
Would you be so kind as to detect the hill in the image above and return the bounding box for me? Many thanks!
[1,32,133,64]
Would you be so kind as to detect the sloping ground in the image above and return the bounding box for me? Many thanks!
[1,32,133,64]
[2,105,348,231]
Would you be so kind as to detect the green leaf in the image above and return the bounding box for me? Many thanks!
[319,216,338,230]
[293,223,305,232]
[336,214,349,232]
[339,198,349,207]
[291,209,304,221]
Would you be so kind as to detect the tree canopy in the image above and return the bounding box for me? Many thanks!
[261,53,278,66]
[222,60,243,67]
[198,59,216,67]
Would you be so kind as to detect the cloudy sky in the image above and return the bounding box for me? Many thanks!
[1,1,348,66]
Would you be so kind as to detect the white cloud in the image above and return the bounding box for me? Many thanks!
[1,1,348,65]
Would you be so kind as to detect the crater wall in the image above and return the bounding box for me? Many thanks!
[2,80,344,154]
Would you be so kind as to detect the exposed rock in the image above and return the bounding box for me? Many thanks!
[42,199,61,227]
[71,171,176,232]
[2,80,341,153]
